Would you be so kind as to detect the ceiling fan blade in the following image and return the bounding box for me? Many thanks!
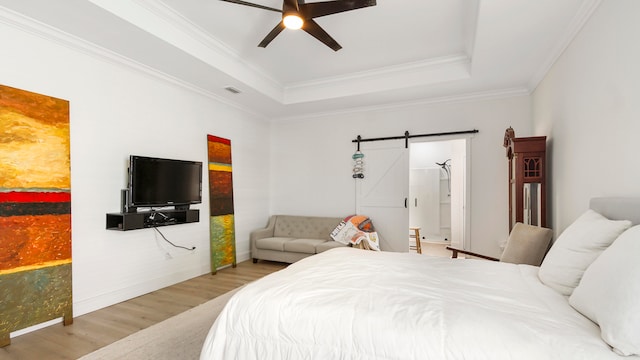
[301,0,376,19]
[258,21,286,48]
[219,0,281,13]
[283,0,299,12]
[302,19,341,51]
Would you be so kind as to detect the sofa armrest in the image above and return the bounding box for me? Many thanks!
[250,216,278,261]
[250,227,274,241]
[445,246,500,261]
[250,216,277,241]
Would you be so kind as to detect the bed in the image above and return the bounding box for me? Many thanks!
[201,198,640,359]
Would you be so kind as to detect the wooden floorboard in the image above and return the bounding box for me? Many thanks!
[0,260,287,360]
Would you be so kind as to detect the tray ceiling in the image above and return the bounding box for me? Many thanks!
[0,0,600,118]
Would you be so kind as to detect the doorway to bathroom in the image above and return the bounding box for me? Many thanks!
[409,139,468,255]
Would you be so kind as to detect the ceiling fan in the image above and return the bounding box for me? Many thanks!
[220,0,377,51]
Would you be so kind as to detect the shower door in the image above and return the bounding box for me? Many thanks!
[409,168,440,240]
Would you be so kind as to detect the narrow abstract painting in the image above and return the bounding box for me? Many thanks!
[0,84,72,346]
[207,135,236,274]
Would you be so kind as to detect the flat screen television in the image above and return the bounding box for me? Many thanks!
[128,155,202,209]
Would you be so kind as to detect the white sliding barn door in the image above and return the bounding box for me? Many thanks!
[356,142,409,252]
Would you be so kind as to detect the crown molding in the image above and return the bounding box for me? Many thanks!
[283,55,471,104]
[528,0,603,91]
[274,87,530,122]
[107,0,284,102]
[0,5,268,120]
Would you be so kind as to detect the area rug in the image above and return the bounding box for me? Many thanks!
[79,288,239,360]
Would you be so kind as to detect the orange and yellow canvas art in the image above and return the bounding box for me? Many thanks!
[207,135,236,274]
[0,84,72,346]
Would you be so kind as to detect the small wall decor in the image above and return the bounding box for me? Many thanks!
[207,135,236,274]
[352,135,364,179]
[0,84,72,346]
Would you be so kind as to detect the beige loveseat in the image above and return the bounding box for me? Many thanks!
[251,215,347,263]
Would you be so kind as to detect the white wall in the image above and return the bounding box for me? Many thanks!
[532,0,640,234]
[271,96,532,257]
[0,20,270,319]
[410,141,452,169]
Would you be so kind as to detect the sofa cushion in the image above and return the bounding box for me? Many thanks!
[255,237,295,251]
[316,241,347,253]
[274,216,342,241]
[283,239,328,254]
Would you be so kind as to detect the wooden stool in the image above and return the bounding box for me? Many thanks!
[409,227,422,254]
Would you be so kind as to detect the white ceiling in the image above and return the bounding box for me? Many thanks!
[0,0,600,119]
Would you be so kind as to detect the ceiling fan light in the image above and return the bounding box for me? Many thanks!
[283,14,303,30]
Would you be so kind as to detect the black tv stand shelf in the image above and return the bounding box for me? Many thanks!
[106,209,200,231]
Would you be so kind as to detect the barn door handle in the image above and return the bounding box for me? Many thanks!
[415,198,418,207]
[404,198,408,208]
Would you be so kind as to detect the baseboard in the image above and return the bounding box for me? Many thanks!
[236,249,250,263]
[73,264,210,318]
[10,318,61,338]
[13,251,253,338]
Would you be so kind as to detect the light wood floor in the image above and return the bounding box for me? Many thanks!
[0,260,287,360]
[410,240,452,257]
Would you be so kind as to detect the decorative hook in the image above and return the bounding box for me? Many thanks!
[352,135,364,179]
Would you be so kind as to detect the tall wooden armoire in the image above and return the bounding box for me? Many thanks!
[504,127,547,231]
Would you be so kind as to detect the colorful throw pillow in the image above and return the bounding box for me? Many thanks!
[330,215,379,250]
[330,220,356,245]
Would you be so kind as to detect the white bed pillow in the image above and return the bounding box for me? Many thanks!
[569,225,640,356]
[538,209,631,296]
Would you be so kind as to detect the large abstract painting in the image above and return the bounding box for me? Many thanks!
[0,84,72,346]
[207,135,236,274]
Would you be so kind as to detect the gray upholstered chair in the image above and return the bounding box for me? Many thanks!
[446,222,554,266]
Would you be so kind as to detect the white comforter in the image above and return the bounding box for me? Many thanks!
[201,247,624,360]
